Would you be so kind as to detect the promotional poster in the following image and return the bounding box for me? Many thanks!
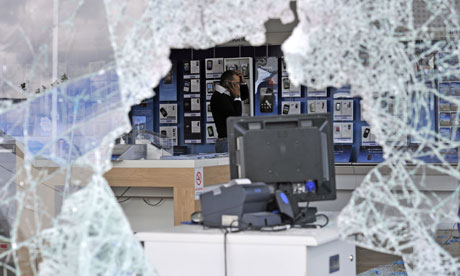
[184,116,202,144]
[254,57,278,116]
[159,126,178,146]
[159,62,178,101]
[159,104,178,124]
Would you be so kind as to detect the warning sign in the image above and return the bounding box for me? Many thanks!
[194,167,204,199]
[196,171,202,186]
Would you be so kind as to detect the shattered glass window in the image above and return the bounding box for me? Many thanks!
[0,0,294,274]
[282,0,460,274]
[0,1,152,274]
[1,0,460,275]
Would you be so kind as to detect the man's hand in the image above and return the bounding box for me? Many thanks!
[228,82,240,98]
[236,71,245,84]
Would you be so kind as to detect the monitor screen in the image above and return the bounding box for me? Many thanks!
[227,113,336,202]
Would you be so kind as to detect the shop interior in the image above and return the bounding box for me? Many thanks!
[1,1,460,276]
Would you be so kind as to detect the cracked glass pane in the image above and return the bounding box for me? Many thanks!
[283,0,460,274]
[0,0,294,275]
[0,1,152,274]
[4,0,459,275]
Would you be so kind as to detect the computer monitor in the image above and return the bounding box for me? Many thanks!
[227,113,336,203]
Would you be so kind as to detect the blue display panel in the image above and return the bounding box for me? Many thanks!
[159,62,178,101]
[334,145,353,163]
[409,146,458,163]
[409,82,436,144]
[357,146,384,163]
[132,116,147,132]
[131,98,154,132]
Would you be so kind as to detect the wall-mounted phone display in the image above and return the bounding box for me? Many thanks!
[281,77,301,97]
[357,146,384,163]
[439,127,460,141]
[241,63,249,78]
[333,85,352,98]
[190,60,200,74]
[224,57,254,116]
[307,87,327,97]
[159,104,177,124]
[283,78,290,90]
[205,80,219,100]
[281,57,288,76]
[450,82,460,96]
[260,87,274,113]
[184,98,201,113]
[439,98,453,112]
[223,60,249,78]
[342,100,353,117]
[183,80,190,93]
[132,49,453,162]
[439,127,451,139]
[205,58,224,78]
[190,79,200,93]
[183,59,201,83]
[282,104,290,115]
[207,60,213,70]
[255,57,278,116]
[333,99,353,120]
[191,98,200,111]
[225,63,238,71]
[159,126,178,146]
[361,126,378,146]
[206,101,214,122]
[281,101,301,115]
[183,62,190,74]
[436,82,460,143]
[333,122,353,144]
[307,100,327,114]
[184,116,202,144]
[206,123,217,143]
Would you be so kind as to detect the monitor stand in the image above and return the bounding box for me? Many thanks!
[294,206,317,225]
[275,190,318,226]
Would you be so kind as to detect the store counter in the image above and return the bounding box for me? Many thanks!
[104,158,230,225]
[136,213,356,276]
[104,159,460,226]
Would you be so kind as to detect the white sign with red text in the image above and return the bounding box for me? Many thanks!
[194,167,204,199]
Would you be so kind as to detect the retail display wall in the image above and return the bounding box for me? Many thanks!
[129,46,456,163]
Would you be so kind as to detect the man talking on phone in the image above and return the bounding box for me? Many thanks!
[211,70,249,153]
